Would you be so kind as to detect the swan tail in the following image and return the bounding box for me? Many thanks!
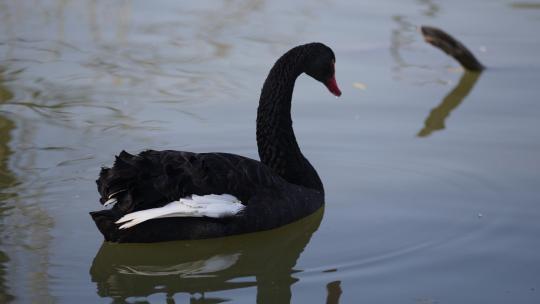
[96,150,168,212]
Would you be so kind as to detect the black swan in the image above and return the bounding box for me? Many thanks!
[90,42,341,243]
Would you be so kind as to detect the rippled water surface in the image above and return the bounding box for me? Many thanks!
[1,0,540,303]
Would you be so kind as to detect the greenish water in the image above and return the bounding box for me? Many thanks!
[1,0,539,303]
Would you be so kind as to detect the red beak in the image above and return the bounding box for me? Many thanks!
[325,75,342,97]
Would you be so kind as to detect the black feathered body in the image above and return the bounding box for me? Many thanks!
[91,43,334,242]
[91,150,323,242]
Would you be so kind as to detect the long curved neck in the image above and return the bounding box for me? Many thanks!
[256,47,323,193]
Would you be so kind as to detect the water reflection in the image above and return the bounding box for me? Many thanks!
[325,281,342,304]
[91,208,324,303]
[418,71,481,137]
[0,67,17,303]
[390,15,416,77]
[0,65,56,303]
[417,0,440,17]
[510,2,540,10]
[390,0,439,78]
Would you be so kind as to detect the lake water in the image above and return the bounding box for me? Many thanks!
[1,0,539,303]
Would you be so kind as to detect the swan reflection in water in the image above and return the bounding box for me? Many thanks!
[418,71,482,137]
[91,208,325,303]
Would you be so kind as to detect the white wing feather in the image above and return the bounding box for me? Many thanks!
[115,194,244,229]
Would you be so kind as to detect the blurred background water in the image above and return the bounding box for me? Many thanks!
[0,0,539,303]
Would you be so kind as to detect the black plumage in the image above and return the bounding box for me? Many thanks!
[90,43,341,243]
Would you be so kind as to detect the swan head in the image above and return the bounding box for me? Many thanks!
[303,43,342,97]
